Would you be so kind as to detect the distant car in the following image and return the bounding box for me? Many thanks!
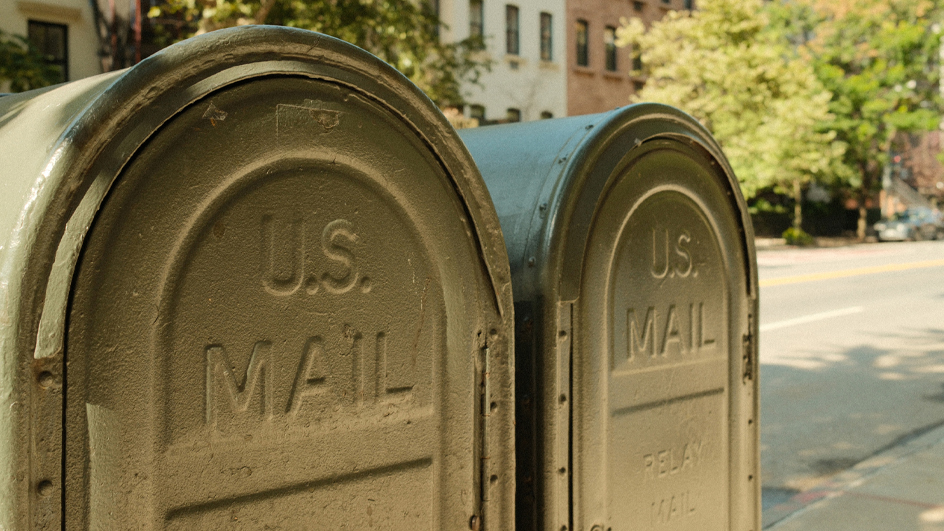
[874,208,944,241]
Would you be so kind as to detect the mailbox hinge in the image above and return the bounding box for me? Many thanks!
[742,314,755,383]
[557,302,574,531]
[480,342,491,503]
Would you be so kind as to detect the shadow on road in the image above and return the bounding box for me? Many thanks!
[761,326,944,527]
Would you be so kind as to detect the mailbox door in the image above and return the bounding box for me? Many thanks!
[573,138,756,530]
[65,75,491,529]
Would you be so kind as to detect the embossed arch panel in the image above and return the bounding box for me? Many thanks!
[66,75,492,529]
[576,141,744,530]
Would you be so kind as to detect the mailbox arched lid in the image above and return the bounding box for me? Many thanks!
[0,27,513,530]
[460,104,758,531]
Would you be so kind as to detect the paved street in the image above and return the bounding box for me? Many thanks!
[759,240,944,527]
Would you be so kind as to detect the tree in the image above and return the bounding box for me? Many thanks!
[774,0,944,239]
[617,0,847,236]
[89,0,140,73]
[0,30,61,92]
[148,0,489,107]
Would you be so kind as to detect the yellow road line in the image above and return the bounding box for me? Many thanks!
[760,259,944,287]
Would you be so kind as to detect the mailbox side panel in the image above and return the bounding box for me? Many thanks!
[0,71,128,529]
[461,115,603,531]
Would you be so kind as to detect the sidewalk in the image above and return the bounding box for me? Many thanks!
[765,423,944,530]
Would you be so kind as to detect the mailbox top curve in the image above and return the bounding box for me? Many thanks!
[0,26,513,530]
[459,103,756,302]
[0,26,511,317]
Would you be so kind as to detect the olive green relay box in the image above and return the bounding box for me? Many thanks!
[460,105,761,531]
[0,26,514,530]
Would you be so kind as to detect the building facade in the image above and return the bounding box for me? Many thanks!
[567,0,693,116]
[1,0,105,85]
[441,0,568,123]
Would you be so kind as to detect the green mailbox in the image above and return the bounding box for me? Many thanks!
[460,105,760,531]
[0,26,514,529]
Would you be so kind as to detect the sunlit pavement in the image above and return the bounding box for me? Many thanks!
[757,239,944,529]
[766,422,944,530]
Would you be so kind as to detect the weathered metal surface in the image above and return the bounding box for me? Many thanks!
[0,26,514,530]
[460,105,760,531]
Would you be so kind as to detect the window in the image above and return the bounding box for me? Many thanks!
[431,0,441,36]
[684,0,694,8]
[470,104,486,122]
[28,20,68,83]
[506,108,521,122]
[540,111,554,119]
[604,26,617,71]
[575,19,589,66]
[540,12,553,62]
[470,0,484,38]
[506,5,520,55]
[632,48,643,72]
[662,0,671,4]
[633,1,644,11]
[633,80,645,92]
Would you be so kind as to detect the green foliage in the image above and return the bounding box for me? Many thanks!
[616,0,849,200]
[149,0,489,107]
[748,198,789,216]
[782,226,815,246]
[775,0,944,196]
[0,30,61,92]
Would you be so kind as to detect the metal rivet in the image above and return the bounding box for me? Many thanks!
[37,480,53,497]
[37,371,55,388]
[528,257,536,267]
[469,515,480,531]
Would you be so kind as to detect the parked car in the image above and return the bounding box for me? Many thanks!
[874,207,944,241]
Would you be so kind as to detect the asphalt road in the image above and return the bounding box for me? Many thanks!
[758,240,944,526]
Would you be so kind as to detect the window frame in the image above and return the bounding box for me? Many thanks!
[540,12,553,62]
[506,4,520,56]
[470,104,486,122]
[604,25,617,72]
[27,19,69,83]
[575,19,589,67]
[470,0,484,38]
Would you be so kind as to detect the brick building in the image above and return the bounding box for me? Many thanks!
[567,0,694,116]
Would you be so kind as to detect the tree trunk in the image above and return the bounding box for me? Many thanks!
[857,204,867,240]
[793,178,803,231]
[255,0,278,24]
